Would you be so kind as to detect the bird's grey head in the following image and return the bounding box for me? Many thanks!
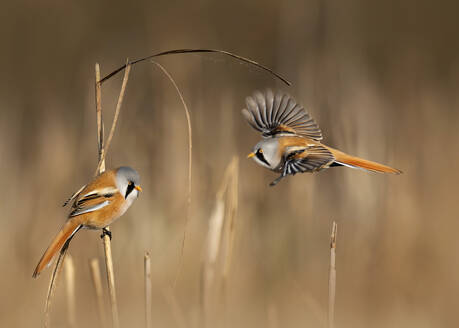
[115,166,141,201]
[248,139,282,170]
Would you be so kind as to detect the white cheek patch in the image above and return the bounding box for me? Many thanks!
[127,189,139,201]
[253,156,272,169]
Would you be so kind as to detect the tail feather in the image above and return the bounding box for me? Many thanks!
[331,149,402,174]
[33,219,81,278]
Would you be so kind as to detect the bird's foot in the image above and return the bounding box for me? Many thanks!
[269,175,284,186]
[100,228,112,240]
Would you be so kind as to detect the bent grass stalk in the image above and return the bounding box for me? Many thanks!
[100,49,291,86]
[151,61,192,289]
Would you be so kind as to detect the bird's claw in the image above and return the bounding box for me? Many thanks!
[100,228,112,240]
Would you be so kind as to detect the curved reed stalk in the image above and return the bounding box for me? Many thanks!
[151,61,193,289]
[100,49,291,86]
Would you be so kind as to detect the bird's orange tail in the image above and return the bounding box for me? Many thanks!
[331,149,402,174]
[32,219,81,278]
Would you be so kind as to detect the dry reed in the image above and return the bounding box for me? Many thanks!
[95,60,132,328]
[328,221,338,328]
[99,49,291,86]
[151,61,193,289]
[89,258,108,328]
[64,255,76,327]
[201,156,239,327]
[144,252,152,328]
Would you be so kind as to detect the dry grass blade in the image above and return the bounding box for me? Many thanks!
[64,255,76,327]
[89,258,107,328]
[328,221,338,328]
[201,174,227,327]
[221,157,239,328]
[99,48,291,86]
[222,157,239,279]
[144,252,152,328]
[201,157,239,327]
[151,61,193,289]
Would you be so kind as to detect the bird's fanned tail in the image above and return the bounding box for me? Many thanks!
[330,149,402,174]
[32,219,82,278]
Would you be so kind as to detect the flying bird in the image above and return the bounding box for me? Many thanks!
[242,90,401,186]
[33,166,142,277]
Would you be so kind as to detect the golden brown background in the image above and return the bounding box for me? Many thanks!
[1,0,458,327]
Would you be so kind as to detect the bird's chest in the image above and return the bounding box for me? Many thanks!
[81,194,128,229]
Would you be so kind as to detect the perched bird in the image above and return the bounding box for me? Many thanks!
[242,90,401,186]
[32,166,142,278]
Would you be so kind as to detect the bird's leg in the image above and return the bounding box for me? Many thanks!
[269,175,285,186]
[100,227,112,240]
[269,163,290,186]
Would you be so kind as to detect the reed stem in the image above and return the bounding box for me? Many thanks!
[89,258,108,328]
[144,252,152,328]
[328,221,338,328]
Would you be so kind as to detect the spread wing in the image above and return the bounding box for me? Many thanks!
[69,186,118,217]
[242,90,323,140]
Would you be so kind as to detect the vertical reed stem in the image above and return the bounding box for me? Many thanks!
[102,230,118,328]
[328,221,338,328]
[95,63,119,328]
[144,252,152,328]
[90,258,108,328]
[64,255,76,327]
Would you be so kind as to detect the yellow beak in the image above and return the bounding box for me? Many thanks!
[135,185,142,192]
[247,152,255,159]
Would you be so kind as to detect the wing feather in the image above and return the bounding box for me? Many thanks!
[69,200,110,217]
[69,186,118,217]
[242,90,323,140]
[284,145,334,174]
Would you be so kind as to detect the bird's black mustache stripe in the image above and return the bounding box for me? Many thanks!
[256,150,270,166]
[125,182,135,199]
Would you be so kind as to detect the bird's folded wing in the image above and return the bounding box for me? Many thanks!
[284,145,334,174]
[69,187,118,217]
[63,184,87,207]
[242,90,323,140]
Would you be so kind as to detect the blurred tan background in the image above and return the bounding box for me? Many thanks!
[1,0,458,327]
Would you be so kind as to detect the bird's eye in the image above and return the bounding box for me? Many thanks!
[258,148,263,154]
